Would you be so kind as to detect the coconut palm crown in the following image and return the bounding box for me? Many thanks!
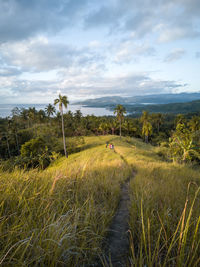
[45,104,56,118]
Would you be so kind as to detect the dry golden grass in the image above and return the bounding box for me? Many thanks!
[1,135,200,266]
[114,137,200,266]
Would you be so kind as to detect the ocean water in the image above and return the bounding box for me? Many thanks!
[0,103,114,118]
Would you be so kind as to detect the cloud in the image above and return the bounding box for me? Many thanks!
[0,71,187,103]
[0,0,90,43]
[0,0,198,105]
[164,49,186,62]
[0,66,21,76]
[85,0,200,42]
[114,41,156,63]
[0,36,105,72]
[0,0,199,45]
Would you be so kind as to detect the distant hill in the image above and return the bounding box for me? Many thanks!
[75,93,200,107]
[125,99,200,114]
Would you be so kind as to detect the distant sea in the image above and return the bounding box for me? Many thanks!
[0,103,114,118]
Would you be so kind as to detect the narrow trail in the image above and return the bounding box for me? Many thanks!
[100,152,135,267]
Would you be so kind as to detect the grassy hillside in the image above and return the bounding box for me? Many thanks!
[114,137,200,266]
[0,136,200,266]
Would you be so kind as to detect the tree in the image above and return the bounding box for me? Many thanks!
[20,108,29,128]
[175,114,186,127]
[99,122,109,135]
[8,118,20,154]
[45,104,56,119]
[37,110,46,123]
[54,94,69,158]
[123,119,137,136]
[140,111,153,143]
[142,121,153,143]
[169,122,200,163]
[28,107,37,127]
[20,137,51,169]
[188,115,200,132]
[114,104,126,138]
[151,113,163,133]
[74,110,82,123]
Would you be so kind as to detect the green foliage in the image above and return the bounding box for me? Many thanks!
[114,104,127,121]
[21,137,45,157]
[140,111,153,143]
[169,123,200,163]
[19,137,51,169]
[45,103,56,117]
[1,101,200,167]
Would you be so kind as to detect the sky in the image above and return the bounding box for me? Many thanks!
[0,0,200,104]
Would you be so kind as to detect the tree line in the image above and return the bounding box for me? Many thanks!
[1,95,200,169]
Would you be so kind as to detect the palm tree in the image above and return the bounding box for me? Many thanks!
[142,121,153,143]
[151,113,163,133]
[99,122,109,135]
[140,111,153,143]
[114,104,126,138]
[54,94,69,158]
[45,104,56,118]
[8,118,20,154]
[20,108,29,128]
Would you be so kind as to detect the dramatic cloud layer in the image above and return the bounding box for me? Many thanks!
[0,0,199,103]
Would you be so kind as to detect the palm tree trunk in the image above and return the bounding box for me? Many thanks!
[6,135,11,158]
[120,119,121,138]
[61,107,68,158]
[183,149,187,162]
[157,123,160,133]
[15,131,20,154]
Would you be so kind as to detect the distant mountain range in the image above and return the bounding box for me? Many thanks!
[75,93,200,108]
[74,93,200,115]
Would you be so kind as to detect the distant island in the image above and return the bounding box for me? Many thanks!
[75,93,200,114]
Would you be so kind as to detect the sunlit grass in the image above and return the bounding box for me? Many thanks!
[114,136,200,266]
[0,136,130,266]
[1,135,200,266]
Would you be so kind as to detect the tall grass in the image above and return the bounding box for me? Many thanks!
[115,137,200,266]
[0,136,130,266]
[1,135,200,266]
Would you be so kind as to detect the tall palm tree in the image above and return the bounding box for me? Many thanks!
[54,94,69,158]
[114,104,126,138]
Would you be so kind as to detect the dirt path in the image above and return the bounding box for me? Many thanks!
[102,174,133,266]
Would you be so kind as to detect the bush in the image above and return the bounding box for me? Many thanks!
[19,138,51,169]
